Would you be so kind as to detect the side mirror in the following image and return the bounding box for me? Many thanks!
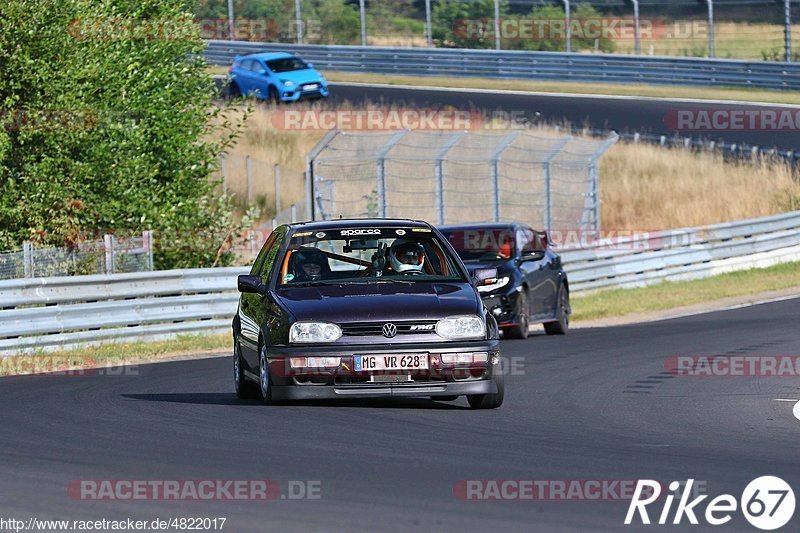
[307,62,314,68]
[238,275,265,294]
[257,68,267,76]
[473,267,498,286]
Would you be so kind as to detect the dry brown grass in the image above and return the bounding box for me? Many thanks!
[601,142,800,229]
[218,104,800,230]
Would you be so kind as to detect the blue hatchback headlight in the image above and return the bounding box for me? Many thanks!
[282,80,296,87]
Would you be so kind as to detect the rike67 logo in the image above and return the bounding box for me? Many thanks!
[625,477,795,530]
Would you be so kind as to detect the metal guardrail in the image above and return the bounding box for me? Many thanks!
[1,210,799,354]
[204,40,800,90]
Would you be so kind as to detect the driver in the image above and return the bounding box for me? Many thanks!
[388,239,425,274]
[292,248,330,282]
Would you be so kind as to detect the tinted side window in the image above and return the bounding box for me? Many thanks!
[257,227,287,284]
[250,229,280,276]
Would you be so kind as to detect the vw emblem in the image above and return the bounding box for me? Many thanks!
[382,323,397,338]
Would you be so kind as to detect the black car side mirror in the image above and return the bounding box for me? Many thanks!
[238,275,266,294]
[473,267,498,286]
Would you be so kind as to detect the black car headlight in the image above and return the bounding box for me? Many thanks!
[290,321,342,343]
[477,276,510,294]
[436,315,485,340]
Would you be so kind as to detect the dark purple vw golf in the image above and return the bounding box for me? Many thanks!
[233,219,503,409]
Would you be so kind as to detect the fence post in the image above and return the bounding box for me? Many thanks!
[490,132,521,223]
[434,132,465,225]
[295,0,303,44]
[291,204,297,222]
[274,164,281,214]
[104,234,115,275]
[143,230,154,271]
[785,0,792,62]
[707,0,715,58]
[375,130,408,219]
[493,0,501,50]
[23,241,33,278]
[632,0,641,55]
[541,137,572,234]
[563,0,571,53]
[360,0,367,46]
[245,156,252,203]
[227,0,235,41]
[425,0,433,47]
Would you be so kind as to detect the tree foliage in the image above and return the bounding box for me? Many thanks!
[0,0,246,268]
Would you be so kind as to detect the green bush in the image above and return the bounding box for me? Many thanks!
[0,0,247,269]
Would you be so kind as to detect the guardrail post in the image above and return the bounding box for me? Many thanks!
[104,234,115,275]
[23,241,33,278]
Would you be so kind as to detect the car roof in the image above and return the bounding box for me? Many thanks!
[288,219,433,232]
[238,52,295,62]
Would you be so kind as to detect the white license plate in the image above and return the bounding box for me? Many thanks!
[354,354,428,372]
[304,84,319,91]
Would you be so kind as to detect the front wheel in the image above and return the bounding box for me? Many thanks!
[467,365,504,410]
[259,344,275,404]
[234,342,259,399]
[544,284,570,335]
[504,291,530,339]
[268,86,280,103]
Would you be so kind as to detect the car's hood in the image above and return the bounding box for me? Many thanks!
[274,69,323,84]
[274,282,479,322]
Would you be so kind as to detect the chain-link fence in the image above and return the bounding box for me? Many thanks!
[218,154,308,219]
[200,0,799,62]
[308,130,617,234]
[0,232,154,281]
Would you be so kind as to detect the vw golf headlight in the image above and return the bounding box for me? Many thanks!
[436,316,485,340]
[477,276,510,293]
[290,321,341,343]
[282,80,296,87]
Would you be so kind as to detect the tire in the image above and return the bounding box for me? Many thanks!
[226,81,241,101]
[268,86,280,103]
[234,341,259,399]
[432,395,459,402]
[467,363,504,410]
[504,290,530,340]
[544,283,570,335]
[258,344,275,404]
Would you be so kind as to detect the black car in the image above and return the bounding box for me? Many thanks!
[233,219,504,409]
[439,223,570,339]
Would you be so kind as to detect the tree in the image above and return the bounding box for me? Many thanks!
[0,0,247,268]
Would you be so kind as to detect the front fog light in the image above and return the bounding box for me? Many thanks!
[436,316,485,340]
[290,321,342,343]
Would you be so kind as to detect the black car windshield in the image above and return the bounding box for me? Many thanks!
[279,227,465,286]
[443,228,517,262]
[266,57,309,73]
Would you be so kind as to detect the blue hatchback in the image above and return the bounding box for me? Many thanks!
[227,52,329,102]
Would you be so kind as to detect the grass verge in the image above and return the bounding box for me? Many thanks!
[571,261,800,322]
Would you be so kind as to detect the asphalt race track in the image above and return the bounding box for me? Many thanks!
[329,83,800,152]
[2,298,799,531]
